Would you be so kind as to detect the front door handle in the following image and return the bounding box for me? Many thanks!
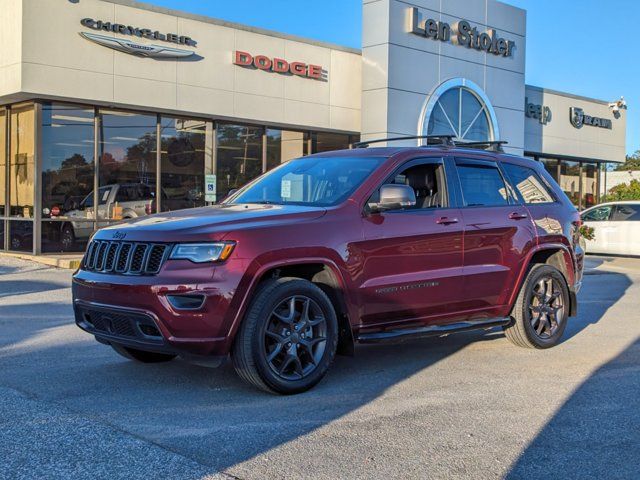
[436,217,459,225]
[508,212,528,220]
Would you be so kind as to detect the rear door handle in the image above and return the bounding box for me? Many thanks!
[436,217,459,225]
[508,212,528,220]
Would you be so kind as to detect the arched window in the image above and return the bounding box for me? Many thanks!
[419,78,499,143]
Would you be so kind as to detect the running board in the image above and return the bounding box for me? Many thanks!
[356,317,511,344]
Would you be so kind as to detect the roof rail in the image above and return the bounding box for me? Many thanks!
[453,140,508,152]
[351,135,455,149]
[351,135,508,152]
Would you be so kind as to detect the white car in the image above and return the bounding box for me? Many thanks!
[581,201,640,256]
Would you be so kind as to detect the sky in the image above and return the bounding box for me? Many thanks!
[148,0,638,156]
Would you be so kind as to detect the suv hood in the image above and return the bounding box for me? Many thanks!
[95,204,327,242]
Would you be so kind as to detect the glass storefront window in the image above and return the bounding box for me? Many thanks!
[8,220,33,252]
[10,105,35,218]
[541,158,559,182]
[312,132,352,153]
[216,124,263,201]
[559,161,581,207]
[266,129,309,171]
[98,110,157,220]
[0,109,6,218]
[41,103,95,252]
[581,162,598,209]
[160,117,210,212]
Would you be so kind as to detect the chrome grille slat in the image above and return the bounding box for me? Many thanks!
[82,240,170,276]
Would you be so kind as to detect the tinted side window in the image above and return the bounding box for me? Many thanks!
[611,204,640,221]
[502,163,554,204]
[456,162,509,207]
[581,206,612,222]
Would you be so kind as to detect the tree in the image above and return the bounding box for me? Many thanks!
[603,179,640,201]
[615,150,640,171]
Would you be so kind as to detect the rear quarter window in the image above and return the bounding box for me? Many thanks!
[502,163,555,204]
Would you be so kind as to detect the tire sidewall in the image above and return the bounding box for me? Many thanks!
[250,279,339,394]
[520,265,569,348]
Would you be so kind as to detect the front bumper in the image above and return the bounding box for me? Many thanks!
[72,260,248,357]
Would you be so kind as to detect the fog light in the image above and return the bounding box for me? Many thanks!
[166,294,205,310]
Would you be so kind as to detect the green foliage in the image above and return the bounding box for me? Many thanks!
[579,225,595,241]
[603,179,640,201]
[616,150,640,171]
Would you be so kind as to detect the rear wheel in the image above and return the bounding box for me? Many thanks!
[232,277,338,394]
[110,343,176,363]
[503,264,569,349]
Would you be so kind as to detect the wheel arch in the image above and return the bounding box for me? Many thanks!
[513,244,578,317]
[230,259,356,356]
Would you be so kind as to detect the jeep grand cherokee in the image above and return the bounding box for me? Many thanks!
[73,137,584,394]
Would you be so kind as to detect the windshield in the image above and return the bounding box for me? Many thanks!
[226,156,385,207]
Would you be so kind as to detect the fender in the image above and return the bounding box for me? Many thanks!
[225,255,357,345]
[508,242,577,316]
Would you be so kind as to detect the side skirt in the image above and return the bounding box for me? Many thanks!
[356,317,511,344]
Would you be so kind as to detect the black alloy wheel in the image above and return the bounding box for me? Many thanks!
[263,295,328,381]
[232,277,339,394]
[503,264,570,349]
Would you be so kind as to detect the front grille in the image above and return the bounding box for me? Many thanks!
[75,304,164,344]
[83,240,171,275]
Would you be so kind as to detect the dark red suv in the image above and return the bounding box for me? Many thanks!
[73,137,584,394]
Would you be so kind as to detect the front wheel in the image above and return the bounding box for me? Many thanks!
[232,278,339,394]
[503,264,570,349]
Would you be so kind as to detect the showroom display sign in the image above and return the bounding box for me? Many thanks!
[570,107,612,129]
[233,51,325,80]
[408,7,516,57]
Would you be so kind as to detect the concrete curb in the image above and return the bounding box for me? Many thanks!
[0,251,82,270]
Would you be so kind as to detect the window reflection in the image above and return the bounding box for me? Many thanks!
[266,129,309,170]
[10,105,35,218]
[581,162,598,208]
[312,132,352,153]
[559,161,581,207]
[160,117,210,211]
[0,110,6,217]
[216,124,263,201]
[41,103,96,252]
[98,110,157,220]
[9,220,33,252]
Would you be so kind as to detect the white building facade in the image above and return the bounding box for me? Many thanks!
[0,0,627,254]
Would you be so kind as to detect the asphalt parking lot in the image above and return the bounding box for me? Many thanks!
[0,255,639,480]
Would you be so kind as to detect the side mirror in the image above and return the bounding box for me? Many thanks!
[228,188,239,197]
[370,184,416,213]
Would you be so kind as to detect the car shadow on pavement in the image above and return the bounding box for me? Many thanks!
[505,337,640,479]
[0,279,71,299]
[0,269,633,477]
[561,268,632,343]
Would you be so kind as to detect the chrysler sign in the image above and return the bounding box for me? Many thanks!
[80,18,197,58]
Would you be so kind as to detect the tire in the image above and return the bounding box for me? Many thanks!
[232,277,339,394]
[110,343,176,363]
[503,264,570,349]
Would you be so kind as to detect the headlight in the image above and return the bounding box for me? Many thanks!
[169,242,235,263]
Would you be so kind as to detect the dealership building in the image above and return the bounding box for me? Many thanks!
[0,0,627,254]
